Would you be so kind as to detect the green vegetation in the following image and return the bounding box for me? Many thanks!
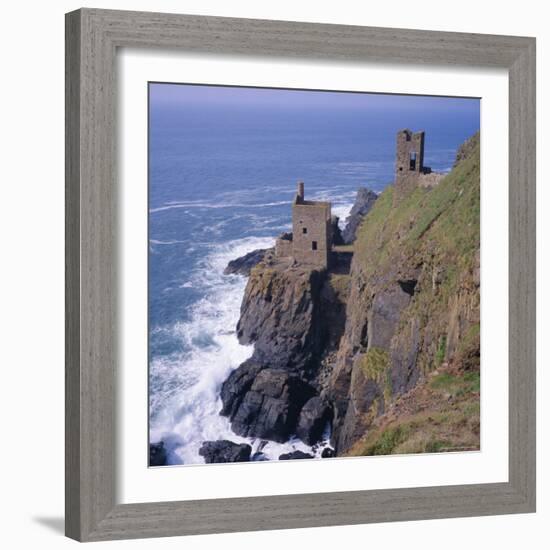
[354,133,480,287]
[365,425,406,455]
[347,368,480,457]
[350,133,480,384]
[460,322,480,349]
[358,347,393,404]
[359,347,390,381]
[339,134,481,458]
[455,322,481,370]
[429,370,480,396]
[435,335,447,366]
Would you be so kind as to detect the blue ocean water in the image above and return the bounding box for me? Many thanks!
[148,85,480,465]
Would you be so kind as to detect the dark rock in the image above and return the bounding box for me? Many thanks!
[236,266,326,373]
[149,441,167,466]
[330,215,344,246]
[336,366,384,452]
[295,396,333,445]
[342,187,378,244]
[319,275,349,348]
[198,440,252,463]
[220,360,264,419]
[224,248,270,276]
[390,316,421,395]
[321,447,335,458]
[279,450,314,460]
[398,279,418,296]
[368,284,412,350]
[221,367,316,442]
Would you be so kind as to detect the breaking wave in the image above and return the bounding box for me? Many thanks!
[149,236,332,465]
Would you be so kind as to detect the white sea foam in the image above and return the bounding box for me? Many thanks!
[149,236,333,465]
[149,238,187,245]
[149,200,290,214]
[331,204,354,226]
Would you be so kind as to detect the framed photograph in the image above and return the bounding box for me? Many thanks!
[65,8,536,542]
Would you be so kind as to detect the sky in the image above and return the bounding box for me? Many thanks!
[149,82,480,116]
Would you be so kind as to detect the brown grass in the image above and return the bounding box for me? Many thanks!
[345,367,480,456]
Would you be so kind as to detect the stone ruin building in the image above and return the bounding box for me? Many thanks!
[393,129,443,204]
[275,129,442,268]
[275,182,333,269]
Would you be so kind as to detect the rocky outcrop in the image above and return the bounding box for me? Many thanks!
[331,215,344,246]
[149,441,167,466]
[224,248,269,276]
[236,265,327,373]
[279,450,314,460]
[321,447,335,458]
[221,261,348,443]
[199,440,252,463]
[341,187,378,244]
[295,396,333,445]
[221,365,315,442]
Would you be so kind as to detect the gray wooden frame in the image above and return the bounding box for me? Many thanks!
[65,8,536,542]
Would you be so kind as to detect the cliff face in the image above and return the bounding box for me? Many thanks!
[236,264,327,374]
[329,132,480,452]
[221,261,348,443]
[341,187,379,243]
[221,133,480,455]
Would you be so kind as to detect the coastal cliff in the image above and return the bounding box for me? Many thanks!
[329,132,480,453]
[220,132,480,457]
[220,256,347,444]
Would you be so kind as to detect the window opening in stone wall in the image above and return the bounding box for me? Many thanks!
[312,241,318,250]
[409,151,417,170]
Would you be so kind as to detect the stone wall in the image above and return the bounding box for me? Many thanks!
[275,235,293,258]
[394,129,425,204]
[292,201,331,268]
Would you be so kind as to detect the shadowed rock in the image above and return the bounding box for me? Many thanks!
[224,249,270,276]
[321,447,335,458]
[342,188,378,244]
[279,450,314,460]
[149,441,167,466]
[199,440,252,463]
[221,367,316,443]
[295,396,333,445]
[331,215,344,246]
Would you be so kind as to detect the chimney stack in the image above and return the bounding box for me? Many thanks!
[297,181,305,201]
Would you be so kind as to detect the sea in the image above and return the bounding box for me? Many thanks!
[148,86,480,465]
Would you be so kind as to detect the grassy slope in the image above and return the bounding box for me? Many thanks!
[346,367,480,455]
[354,132,480,289]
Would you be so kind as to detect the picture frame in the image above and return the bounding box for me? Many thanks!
[65,7,536,542]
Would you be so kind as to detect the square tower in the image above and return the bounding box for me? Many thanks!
[394,129,425,203]
[291,182,332,269]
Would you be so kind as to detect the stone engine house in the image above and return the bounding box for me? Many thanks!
[394,129,435,203]
[275,182,332,269]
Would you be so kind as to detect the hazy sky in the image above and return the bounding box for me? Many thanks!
[149,82,480,116]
